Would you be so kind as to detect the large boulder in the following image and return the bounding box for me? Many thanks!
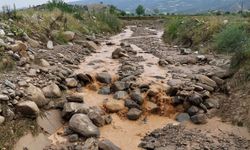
[42,83,62,98]
[196,75,217,88]
[26,84,49,107]
[104,100,125,113]
[98,139,121,150]
[62,102,90,119]
[16,101,40,118]
[69,114,100,137]
[96,72,112,84]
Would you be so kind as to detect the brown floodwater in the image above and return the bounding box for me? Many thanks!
[14,26,250,150]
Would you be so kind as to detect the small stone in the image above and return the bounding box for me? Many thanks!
[69,114,100,137]
[125,99,141,109]
[4,80,16,89]
[187,106,200,116]
[127,108,142,120]
[96,72,112,84]
[40,59,50,67]
[68,134,79,142]
[66,93,84,103]
[111,81,127,92]
[0,94,9,101]
[98,86,111,95]
[42,83,62,98]
[98,139,121,150]
[88,111,105,127]
[27,69,37,77]
[0,116,5,125]
[176,113,190,122]
[130,92,143,105]
[65,78,78,88]
[104,100,125,113]
[196,75,217,88]
[113,91,127,100]
[191,114,208,124]
[47,40,54,49]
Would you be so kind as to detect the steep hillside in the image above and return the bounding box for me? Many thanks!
[71,0,250,13]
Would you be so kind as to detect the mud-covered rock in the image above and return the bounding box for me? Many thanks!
[69,114,100,137]
[127,108,142,120]
[176,113,190,122]
[26,84,49,107]
[96,72,112,84]
[98,139,121,150]
[66,93,84,103]
[104,100,124,113]
[113,91,128,100]
[191,114,208,124]
[62,102,89,119]
[16,101,40,118]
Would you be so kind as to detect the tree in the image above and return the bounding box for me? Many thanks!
[136,5,145,16]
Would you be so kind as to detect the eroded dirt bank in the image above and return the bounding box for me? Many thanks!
[8,21,250,150]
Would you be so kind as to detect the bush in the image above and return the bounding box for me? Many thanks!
[214,24,249,53]
[95,12,122,33]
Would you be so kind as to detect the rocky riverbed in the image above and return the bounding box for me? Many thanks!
[0,20,249,150]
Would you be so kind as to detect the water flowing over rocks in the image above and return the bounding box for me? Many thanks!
[0,19,248,150]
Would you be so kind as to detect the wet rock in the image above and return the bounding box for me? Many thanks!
[62,31,75,41]
[82,137,99,150]
[0,116,5,125]
[145,101,159,113]
[98,86,111,95]
[76,73,93,84]
[112,48,128,59]
[68,134,79,142]
[4,80,16,89]
[26,84,49,107]
[127,108,142,120]
[69,114,100,137]
[111,81,127,92]
[113,91,128,100]
[16,101,40,118]
[42,83,62,98]
[98,139,121,150]
[0,94,9,101]
[125,99,141,109]
[66,93,84,103]
[96,72,112,84]
[130,92,143,105]
[62,102,90,119]
[104,100,125,113]
[196,75,217,88]
[191,114,208,124]
[88,111,105,127]
[187,106,200,116]
[65,78,78,88]
[176,113,190,122]
[47,40,53,49]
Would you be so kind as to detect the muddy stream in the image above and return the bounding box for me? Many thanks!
[14,26,250,150]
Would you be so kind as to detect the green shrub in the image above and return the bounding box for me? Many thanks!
[214,24,249,53]
[95,12,122,33]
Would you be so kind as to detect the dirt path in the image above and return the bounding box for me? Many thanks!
[14,24,250,150]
